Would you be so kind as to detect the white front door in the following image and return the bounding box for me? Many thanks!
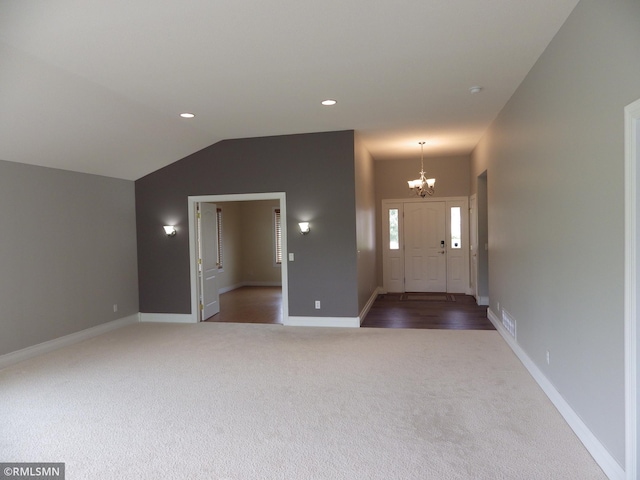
[404,201,447,292]
[199,202,220,320]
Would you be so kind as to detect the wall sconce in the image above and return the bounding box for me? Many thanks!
[163,225,177,237]
[298,222,310,235]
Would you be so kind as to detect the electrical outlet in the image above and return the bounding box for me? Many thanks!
[113,304,118,313]
[546,350,550,365]
[314,300,321,309]
[497,302,500,312]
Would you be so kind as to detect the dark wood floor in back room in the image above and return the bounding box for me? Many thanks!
[205,286,283,324]
[206,287,493,330]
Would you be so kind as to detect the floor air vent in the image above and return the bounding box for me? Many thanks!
[501,309,517,339]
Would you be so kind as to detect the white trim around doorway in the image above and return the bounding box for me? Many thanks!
[187,193,289,325]
[624,98,640,480]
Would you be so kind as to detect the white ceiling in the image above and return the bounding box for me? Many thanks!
[0,0,579,181]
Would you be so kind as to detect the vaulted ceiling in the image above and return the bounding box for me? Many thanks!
[0,0,579,180]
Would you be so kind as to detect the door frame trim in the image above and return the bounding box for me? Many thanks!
[187,192,289,324]
[469,193,479,300]
[624,98,640,479]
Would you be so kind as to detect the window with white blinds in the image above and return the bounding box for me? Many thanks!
[274,208,282,265]
[216,207,223,268]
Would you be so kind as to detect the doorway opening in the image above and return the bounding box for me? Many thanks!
[188,192,289,325]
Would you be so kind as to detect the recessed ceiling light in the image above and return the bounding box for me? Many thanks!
[321,99,337,106]
[469,86,483,94]
[180,112,195,118]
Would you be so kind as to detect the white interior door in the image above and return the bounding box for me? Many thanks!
[382,203,404,292]
[404,202,447,292]
[199,202,220,320]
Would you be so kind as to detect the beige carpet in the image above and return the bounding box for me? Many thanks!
[0,323,605,479]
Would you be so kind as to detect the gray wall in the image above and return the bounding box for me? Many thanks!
[471,0,640,466]
[354,133,377,313]
[0,160,139,356]
[135,130,360,318]
[374,154,471,286]
[375,154,471,201]
[476,172,489,300]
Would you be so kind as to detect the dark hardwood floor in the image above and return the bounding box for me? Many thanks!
[205,286,282,324]
[206,287,493,330]
[361,292,494,330]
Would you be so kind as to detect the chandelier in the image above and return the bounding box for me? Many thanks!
[407,141,436,197]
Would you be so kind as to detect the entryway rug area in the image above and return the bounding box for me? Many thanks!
[376,293,457,302]
[0,323,605,479]
[401,292,455,301]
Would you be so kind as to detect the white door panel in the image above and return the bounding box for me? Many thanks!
[404,202,446,292]
[389,257,403,286]
[449,257,463,282]
[200,202,220,320]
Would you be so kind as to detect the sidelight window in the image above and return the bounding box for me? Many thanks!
[451,206,461,249]
[389,209,399,250]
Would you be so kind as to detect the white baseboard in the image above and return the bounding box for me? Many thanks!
[285,316,360,328]
[359,287,381,325]
[139,313,195,324]
[0,314,139,370]
[218,283,244,294]
[487,309,625,480]
[243,281,282,287]
[477,295,489,306]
